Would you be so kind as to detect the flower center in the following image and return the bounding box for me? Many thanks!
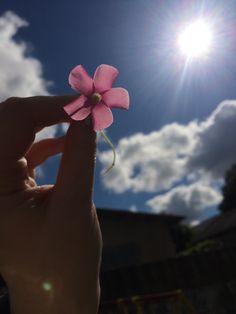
[90,93,102,105]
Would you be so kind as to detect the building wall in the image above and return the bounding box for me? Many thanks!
[99,214,176,271]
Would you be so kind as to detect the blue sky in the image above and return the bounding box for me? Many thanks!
[1,0,236,224]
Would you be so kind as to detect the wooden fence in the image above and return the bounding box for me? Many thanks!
[100,248,236,313]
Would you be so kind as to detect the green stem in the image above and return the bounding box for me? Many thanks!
[100,130,116,175]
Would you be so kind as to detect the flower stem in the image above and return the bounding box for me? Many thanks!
[100,130,116,175]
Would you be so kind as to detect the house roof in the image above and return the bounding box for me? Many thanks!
[194,208,236,242]
[97,207,183,224]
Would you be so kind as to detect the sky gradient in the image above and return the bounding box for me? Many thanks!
[1,0,236,224]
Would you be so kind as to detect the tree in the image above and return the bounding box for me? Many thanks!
[219,163,236,213]
[170,224,194,252]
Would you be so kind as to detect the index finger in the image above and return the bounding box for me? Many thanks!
[53,121,96,208]
[0,95,76,164]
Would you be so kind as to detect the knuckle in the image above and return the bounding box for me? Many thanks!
[5,96,21,104]
[3,97,22,111]
[0,97,24,121]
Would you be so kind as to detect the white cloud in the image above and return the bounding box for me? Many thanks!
[0,11,51,101]
[99,122,198,193]
[146,183,222,224]
[187,100,236,178]
[100,101,236,194]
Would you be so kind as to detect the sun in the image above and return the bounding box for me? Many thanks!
[178,20,212,58]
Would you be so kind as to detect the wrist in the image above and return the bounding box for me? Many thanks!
[6,275,100,314]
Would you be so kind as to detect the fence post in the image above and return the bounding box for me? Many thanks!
[117,298,129,314]
[173,291,182,314]
[132,296,144,314]
[181,293,199,314]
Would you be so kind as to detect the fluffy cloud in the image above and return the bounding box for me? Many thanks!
[187,100,236,178]
[146,183,222,223]
[0,11,57,140]
[99,99,236,222]
[99,122,198,193]
[99,101,236,194]
[0,11,50,101]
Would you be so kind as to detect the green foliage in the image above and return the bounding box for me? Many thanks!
[178,239,223,256]
[171,224,195,252]
[219,163,236,213]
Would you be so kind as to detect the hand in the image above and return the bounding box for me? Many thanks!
[0,96,102,314]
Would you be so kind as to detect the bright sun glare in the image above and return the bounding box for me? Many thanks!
[178,20,212,58]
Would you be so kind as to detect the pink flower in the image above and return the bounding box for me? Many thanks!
[64,64,129,132]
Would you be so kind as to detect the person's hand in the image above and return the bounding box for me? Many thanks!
[0,96,102,314]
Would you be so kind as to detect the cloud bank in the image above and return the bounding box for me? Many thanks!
[99,100,236,223]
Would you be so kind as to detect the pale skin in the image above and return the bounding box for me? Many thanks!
[0,96,102,314]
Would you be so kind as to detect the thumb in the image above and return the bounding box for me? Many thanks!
[52,121,97,209]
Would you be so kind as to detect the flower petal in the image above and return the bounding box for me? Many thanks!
[102,88,129,109]
[64,95,87,115]
[93,64,119,93]
[69,65,93,96]
[70,106,92,121]
[92,102,113,131]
